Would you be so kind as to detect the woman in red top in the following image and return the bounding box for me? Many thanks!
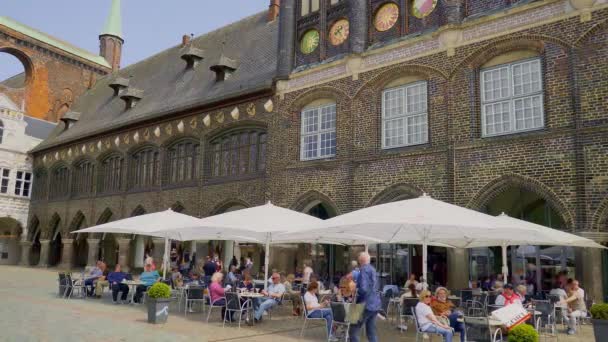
[209,272,231,321]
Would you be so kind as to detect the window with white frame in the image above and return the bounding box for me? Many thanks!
[14,171,32,197]
[481,58,544,137]
[0,169,9,193]
[382,81,428,149]
[300,103,337,160]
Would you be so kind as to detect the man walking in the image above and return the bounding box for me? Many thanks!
[349,252,380,342]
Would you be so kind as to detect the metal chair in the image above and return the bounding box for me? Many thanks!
[383,286,401,322]
[330,302,352,341]
[463,316,503,342]
[64,273,86,299]
[399,297,418,332]
[467,293,488,317]
[411,307,448,342]
[184,286,206,315]
[533,299,556,337]
[223,292,251,329]
[58,272,69,297]
[207,296,226,323]
[300,295,330,341]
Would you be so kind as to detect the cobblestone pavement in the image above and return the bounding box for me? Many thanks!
[0,266,594,342]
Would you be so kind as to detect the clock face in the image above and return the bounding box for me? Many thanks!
[300,29,320,54]
[412,0,438,19]
[329,19,350,46]
[374,2,399,32]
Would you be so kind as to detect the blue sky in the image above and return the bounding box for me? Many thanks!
[1,0,268,81]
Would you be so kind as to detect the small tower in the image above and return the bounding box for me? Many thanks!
[99,0,123,71]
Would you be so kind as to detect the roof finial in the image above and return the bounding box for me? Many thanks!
[101,0,122,39]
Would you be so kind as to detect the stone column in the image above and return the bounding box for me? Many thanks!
[116,238,131,272]
[276,0,295,78]
[19,241,32,266]
[38,240,50,267]
[447,248,469,289]
[86,239,100,267]
[350,0,369,54]
[58,239,74,270]
[579,247,603,301]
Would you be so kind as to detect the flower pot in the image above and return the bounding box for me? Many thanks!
[592,319,608,342]
[147,298,171,324]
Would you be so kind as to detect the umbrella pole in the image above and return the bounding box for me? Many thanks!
[264,238,270,291]
[422,241,428,287]
[501,243,508,284]
[163,236,169,280]
[365,244,369,253]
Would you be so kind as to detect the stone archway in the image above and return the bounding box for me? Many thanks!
[25,216,41,266]
[0,216,23,265]
[47,214,62,267]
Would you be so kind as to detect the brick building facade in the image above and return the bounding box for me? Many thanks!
[20,0,608,300]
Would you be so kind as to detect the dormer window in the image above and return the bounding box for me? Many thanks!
[181,46,204,69]
[108,77,129,96]
[210,54,238,82]
[119,87,143,110]
[60,111,81,131]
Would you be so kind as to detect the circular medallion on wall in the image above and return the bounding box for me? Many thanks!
[412,0,438,19]
[300,29,320,54]
[374,2,399,32]
[329,19,350,46]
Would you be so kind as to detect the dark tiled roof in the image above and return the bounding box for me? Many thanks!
[23,115,57,140]
[33,11,278,152]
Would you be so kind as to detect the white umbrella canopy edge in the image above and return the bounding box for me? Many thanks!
[71,209,208,279]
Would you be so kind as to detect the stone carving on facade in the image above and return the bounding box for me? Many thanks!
[231,107,240,120]
[177,120,185,133]
[264,99,274,112]
[133,132,140,143]
[189,117,198,129]
[114,136,120,147]
[165,124,173,136]
[215,111,225,124]
[96,141,102,150]
[154,126,161,138]
[203,114,211,127]
[246,103,256,116]
[122,134,130,145]
[143,128,150,140]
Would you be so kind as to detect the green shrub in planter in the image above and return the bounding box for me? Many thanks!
[591,303,608,342]
[146,282,171,324]
[591,303,608,320]
[508,324,539,342]
[147,282,171,299]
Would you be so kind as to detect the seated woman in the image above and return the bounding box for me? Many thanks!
[334,277,356,303]
[431,287,464,342]
[239,274,254,291]
[134,263,160,303]
[400,283,418,306]
[209,272,232,321]
[304,281,337,340]
[415,290,453,342]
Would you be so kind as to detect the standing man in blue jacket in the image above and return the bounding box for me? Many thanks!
[349,252,380,342]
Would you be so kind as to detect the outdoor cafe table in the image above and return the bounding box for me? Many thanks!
[239,292,264,325]
[122,280,143,304]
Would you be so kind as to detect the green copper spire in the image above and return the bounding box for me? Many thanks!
[101,0,122,38]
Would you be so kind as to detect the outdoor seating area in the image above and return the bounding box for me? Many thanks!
[57,194,605,341]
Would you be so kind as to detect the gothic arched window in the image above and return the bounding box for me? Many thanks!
[32,168,48,200]
[129,146,160,190]
[165,139,200,186]
[49,165,70,200]
[207,128,267,181]
[98,154,124,194]
[72,160,95,197]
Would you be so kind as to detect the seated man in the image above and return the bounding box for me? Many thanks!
[226,265,238,285]
[107,264,129,304]
[494,283,521,307]
[561,279,587,335]
[253,273,285,322]
[134,263,160,303]
[84,261,104,296]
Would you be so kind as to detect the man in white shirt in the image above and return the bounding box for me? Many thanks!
[253,273,285,321]
[303,262,314,284]
[561,280,587,335]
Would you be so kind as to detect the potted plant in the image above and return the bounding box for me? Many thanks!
[508,323,539,342]
[590,303,608,342]
[146,282,172,324]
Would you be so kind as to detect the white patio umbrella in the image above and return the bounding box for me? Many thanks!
[151,202,333,290]
[274,194,543,283]
[72,209,207,279]
[488,213,606,282]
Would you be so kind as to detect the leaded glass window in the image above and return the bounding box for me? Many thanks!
[382,81,428,149]
[300,103,337,160]
[49,165,70,200]
[481,58,544,136]
[129,147,160,190]
[208,129,267,180]
[99,155,123,194]
[166,140,200,185]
